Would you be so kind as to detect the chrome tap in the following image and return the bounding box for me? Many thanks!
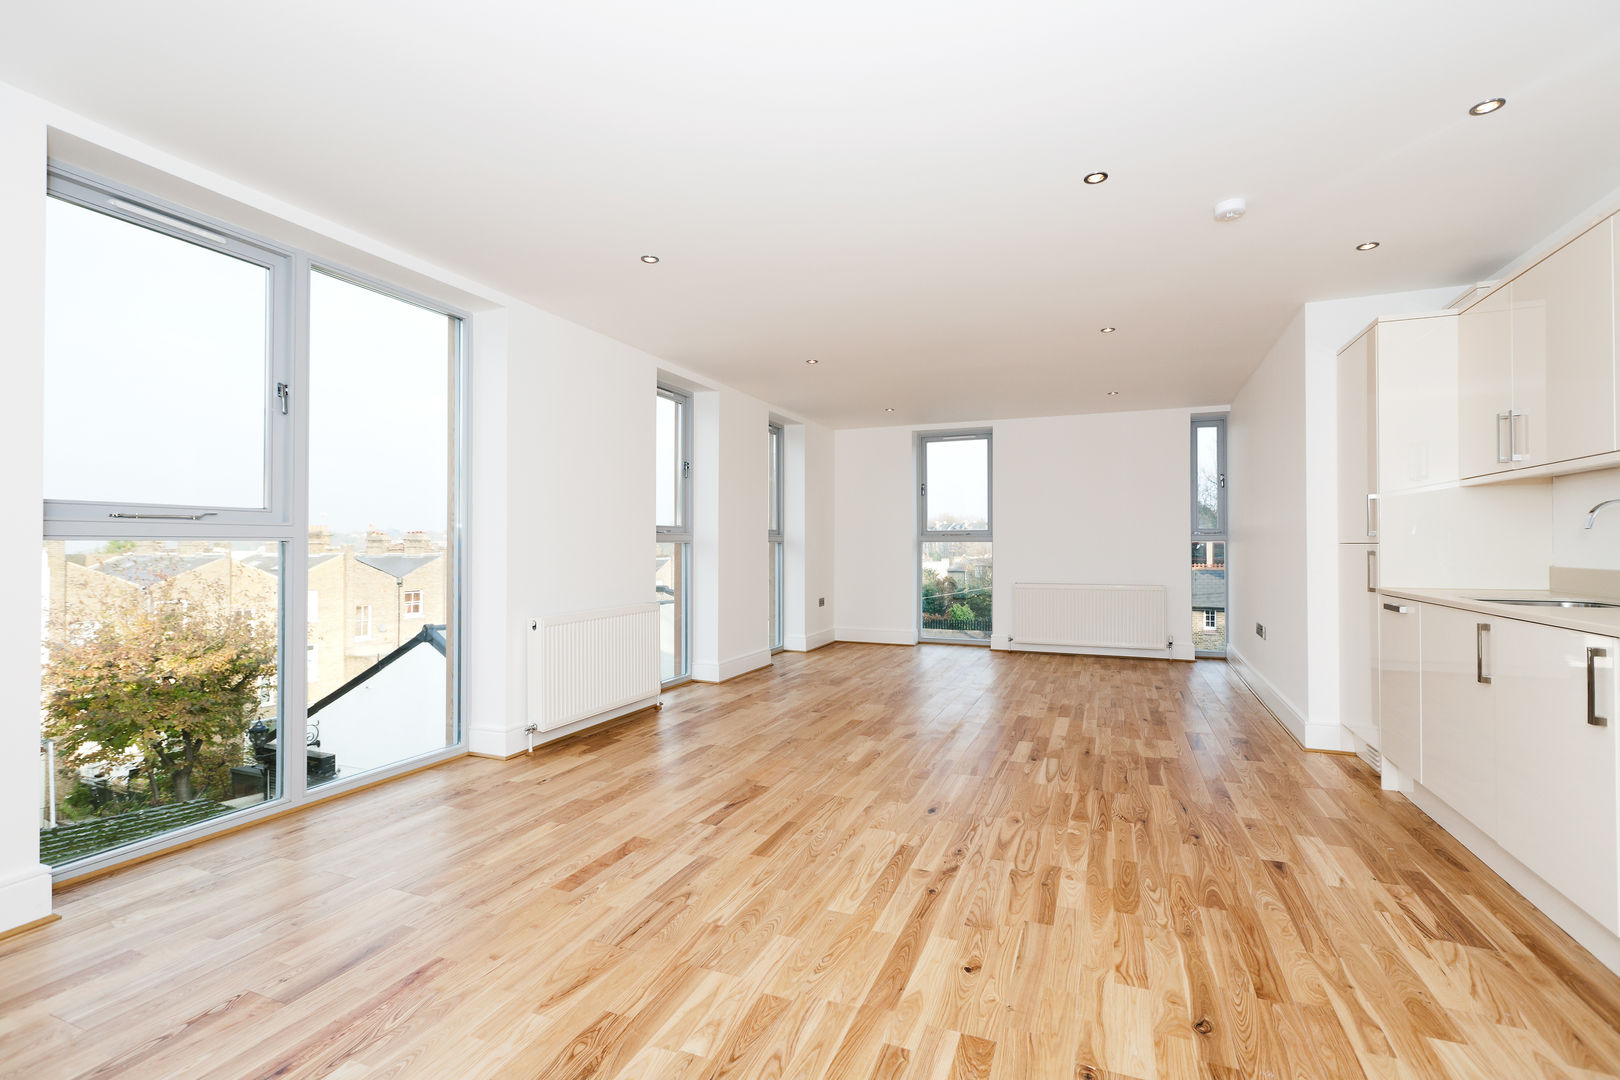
[1586,499,1620,529]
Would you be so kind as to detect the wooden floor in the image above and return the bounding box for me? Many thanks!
[4,645,1620,1079]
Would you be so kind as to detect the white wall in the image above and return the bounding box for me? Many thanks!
[691,388,772,682]
[991,410,1196,659]
[834,426,922,644]
[834,409,1203,657]
[0,83,53,935]
[1553,467,1620,570]
[785,422,836,651]
[1228,310,1310,717]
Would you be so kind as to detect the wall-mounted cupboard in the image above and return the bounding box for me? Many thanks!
[1459,214,1618,480]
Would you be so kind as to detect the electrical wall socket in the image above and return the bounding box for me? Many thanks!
[1255,622,1267,639]
[818,597,825,607]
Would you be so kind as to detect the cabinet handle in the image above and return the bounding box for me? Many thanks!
[1588,647,1608,727]
[1476,623,1491,684]
[1511,411,1529,462]
[1496,411,1512,463]
[1366,550,1377,593]
[1382,603,1411,614]
[1366,493,1378,539]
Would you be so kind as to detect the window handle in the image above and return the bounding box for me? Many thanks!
[277,382,291,415]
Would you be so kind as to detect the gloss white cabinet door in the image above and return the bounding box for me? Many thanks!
[1458,288,1514,480]
[1491,620,1620,932]
[1378,600,1421,779]
[1377,315,1459,492]
[1338,329,1378,542]
[1339,545,1379,747]
[1508,219,1616,469]
[1419,604,1499,835]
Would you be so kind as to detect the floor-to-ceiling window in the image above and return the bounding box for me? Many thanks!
[655,386,692,684]
[1192,415,1228,656]
[37,166,464,873]
[306,269,458,784]
[919,431,993,643]
[768,421,784,653]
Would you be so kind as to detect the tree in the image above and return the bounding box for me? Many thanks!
[43,579,277,806]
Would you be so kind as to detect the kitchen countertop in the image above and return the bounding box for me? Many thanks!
[1380,586,1620,637]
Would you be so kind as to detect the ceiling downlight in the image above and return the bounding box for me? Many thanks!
[1356,241,1380,251]
[1083,172,1109,185]
[1469,97,1506,116]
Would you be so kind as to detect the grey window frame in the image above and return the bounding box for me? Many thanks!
[768,421,784,653]
[41,163,470,883]
[43,165,297,535]
[657,385,693,685]
[1191,415,1228,539]
[917,430,994,543]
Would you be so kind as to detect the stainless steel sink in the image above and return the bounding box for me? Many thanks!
[1470,598,1620,609]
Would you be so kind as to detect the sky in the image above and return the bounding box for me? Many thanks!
[44,197,452,535]
[925,438,989,529]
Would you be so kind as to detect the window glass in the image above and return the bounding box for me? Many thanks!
[39,539,281,866]
[44,197,270,507]
[924,438,989,532]
[307,270,454,785]
[656,394,683,530]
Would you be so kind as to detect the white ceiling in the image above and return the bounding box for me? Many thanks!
[5,1,1620,427]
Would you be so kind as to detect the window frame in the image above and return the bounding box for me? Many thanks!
[41,163,471,884]
[43,166,298,535]
[656,385,693,685]
[768,422,784,653]
[918,430,993,543]
[655,386,693,542]
[1191,416,1227,539]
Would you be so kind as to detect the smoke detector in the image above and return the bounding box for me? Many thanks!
[1213,197,1247,222]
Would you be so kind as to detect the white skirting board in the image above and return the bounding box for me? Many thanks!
[1226,647,1353,752]
[1408,783,1620,976]
[0,864,52,936]
[690,649,773,684]
[835,627,919,646]
[784,628,836,652]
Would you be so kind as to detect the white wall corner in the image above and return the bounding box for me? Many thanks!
[784,628,837,652]
[1227,646,1353,752]
[691,648,773,684]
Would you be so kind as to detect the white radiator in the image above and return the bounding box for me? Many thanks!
[1011,583,1169,651]
[527,604,661,732]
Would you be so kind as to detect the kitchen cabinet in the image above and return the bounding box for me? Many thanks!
[1338,545,1379,746]
[1458,216,1618,480]
[1458,287,1514,479]
[1418,604,1499,835]
[1409,600,1620,933]
[1377,315,1459,492]
[1509,219,1615,468]
[1492,619,1619,932]
[1337,327,1377,542]
[1377,599,1420,779]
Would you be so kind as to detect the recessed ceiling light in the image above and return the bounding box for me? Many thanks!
[640,255,660,263]
[1083,172,1109,185]
[1107,391,1120,397]
[1100,326,1117,334]
[1468,98,1506,116]
[884,407,895,413]
[804,358,819,365]
[1356,241,1380,251]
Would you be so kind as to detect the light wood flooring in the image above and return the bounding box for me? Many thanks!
[4,644,1620,1079]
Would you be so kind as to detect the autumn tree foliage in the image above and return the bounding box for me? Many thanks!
[43,579,277,806]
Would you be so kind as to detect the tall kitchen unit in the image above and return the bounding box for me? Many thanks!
[1337,312,1461,755]
[1337,326,1380,749]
